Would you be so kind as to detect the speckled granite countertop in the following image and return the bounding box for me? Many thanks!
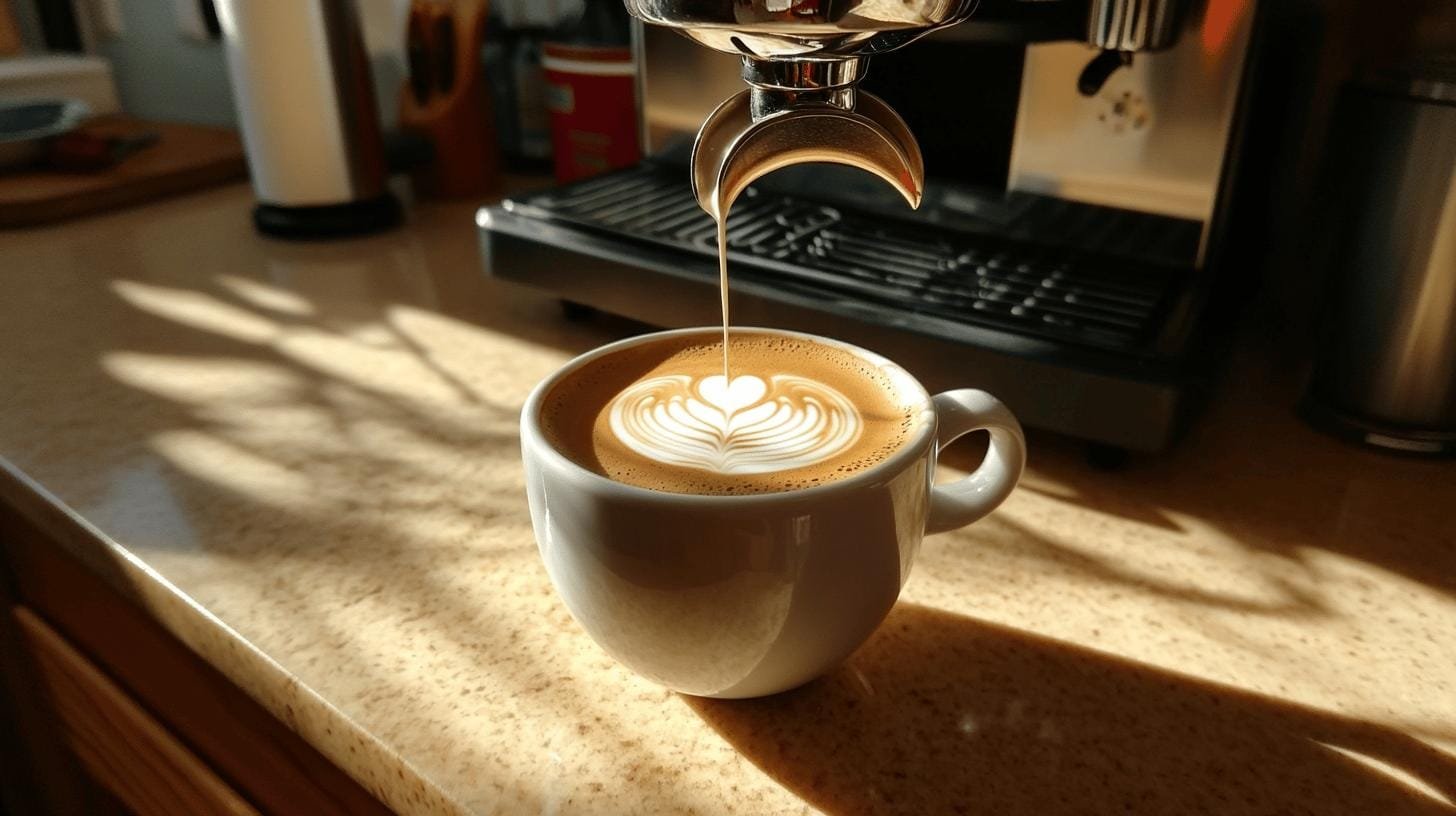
[2,184,1454,815]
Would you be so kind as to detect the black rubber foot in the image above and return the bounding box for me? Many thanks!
[1300,397,1456,458]
[253,194,402,240]
[1086,443,1130,471]
[560,300,598,322]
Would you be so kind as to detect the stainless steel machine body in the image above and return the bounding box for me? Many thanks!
[1304,63,1456,455]
[479,0,1271,452]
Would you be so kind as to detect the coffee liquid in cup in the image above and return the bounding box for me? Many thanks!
[541,331,917,495]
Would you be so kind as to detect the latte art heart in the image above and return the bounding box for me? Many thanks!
[608,374,862,474]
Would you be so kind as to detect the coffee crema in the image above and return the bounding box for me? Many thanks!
[541,332,921,495]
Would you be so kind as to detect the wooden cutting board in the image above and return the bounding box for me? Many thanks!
[0,116,248,229]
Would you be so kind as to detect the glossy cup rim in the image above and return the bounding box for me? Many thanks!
[520,326,938,505]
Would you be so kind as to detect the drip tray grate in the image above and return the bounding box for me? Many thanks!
[509,166,1190,353]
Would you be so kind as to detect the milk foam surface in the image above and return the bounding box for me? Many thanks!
[541,332,921,496]
[608,373,861,475]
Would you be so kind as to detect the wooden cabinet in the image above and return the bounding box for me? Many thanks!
[0,501,393,816]
[14,607,259,816]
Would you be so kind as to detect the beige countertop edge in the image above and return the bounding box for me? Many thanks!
[0,457,468,816]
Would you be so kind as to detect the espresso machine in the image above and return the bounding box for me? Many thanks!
[479,0,1272,453]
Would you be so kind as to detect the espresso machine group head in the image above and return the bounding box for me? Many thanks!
[626,0,1187,218]
[626,0,978,220]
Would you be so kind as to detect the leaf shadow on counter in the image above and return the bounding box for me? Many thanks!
[687,602,1456,816]
[931,419,1456,617]
[952,358,1456,606]
[0,208,706,812]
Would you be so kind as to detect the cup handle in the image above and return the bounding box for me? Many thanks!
[926,390,1027,535]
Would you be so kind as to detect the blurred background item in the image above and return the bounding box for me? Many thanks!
[0,0,22,56]
[542,0,639,184]
[1301,55,1456,456]
[482,0,581,173]
[0,1,245,230]
[0,115,243,228]
[216,0,402,239]
[0,53,117,114]
[41,117,155,172]
[399,0,499,199]
[0,98,89,170]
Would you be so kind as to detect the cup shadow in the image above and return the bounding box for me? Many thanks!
[686,603,1456,815]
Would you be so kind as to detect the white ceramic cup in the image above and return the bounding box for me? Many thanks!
[521,327,1026,698]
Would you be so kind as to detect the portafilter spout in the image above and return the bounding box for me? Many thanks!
[624,0,978,215]
[691,88,924,221]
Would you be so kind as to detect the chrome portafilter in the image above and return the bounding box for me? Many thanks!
[690,88,924,219]
[623,0,978,215]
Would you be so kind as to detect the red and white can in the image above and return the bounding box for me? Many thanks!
[542,43,641,185]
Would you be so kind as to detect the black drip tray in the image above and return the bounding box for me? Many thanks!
[506,165,1193,356]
